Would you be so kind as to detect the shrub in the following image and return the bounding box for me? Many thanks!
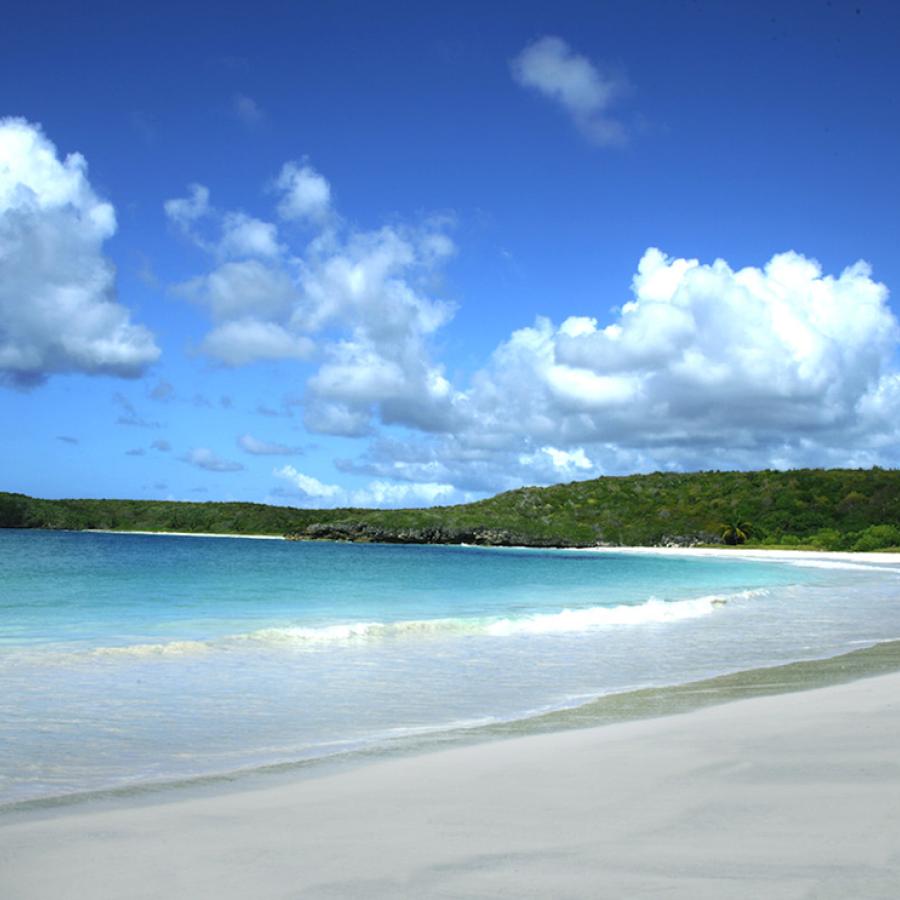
[851,524,900,552]
[808,528,842,550]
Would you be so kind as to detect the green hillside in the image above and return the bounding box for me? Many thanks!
[4,467,900,550]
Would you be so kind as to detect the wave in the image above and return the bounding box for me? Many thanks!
[484,592,743,635]
[90,639,213,658]
[80,589,763,659]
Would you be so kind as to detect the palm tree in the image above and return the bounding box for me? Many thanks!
[721,520,752,546]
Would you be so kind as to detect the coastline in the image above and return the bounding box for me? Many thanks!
[5,638,900,812]
[72,529,900,563]
[82,529,285,540]
[7,531,900,898]
[577,544,900,565]
[4,666,900,898]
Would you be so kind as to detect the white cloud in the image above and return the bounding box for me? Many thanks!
[163,183,210,230]
[361,480,454,506]
[338,247,900,493]
[167,171,457,427]
[238,433,302,455]
[273,465,343,499]
[533,446,593,471]
[0,118,160,387]
[219,213,282,258]
[458,248,900,467]
[200,318,314,366]
[163,158,900,494]
[275,161,332,224]
[180,447,244,472]
[176,260,298,321]
[273,464,455,508]
[511,36,629,146]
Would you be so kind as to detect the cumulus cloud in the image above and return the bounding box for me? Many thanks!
[510,36,629,146]
[274,161,332,224]
[176,260,298,321]
[163,183,210,231]
[0,118,160,388]
[166,168,457,432]
[219,213,282,259]
[163,158,900,494]
[452,249,900,471]
[520,446,593,475]
[237,433,303,455]
[334,248,900,494]
[273,464,455,508]
[200,318,315,366]
[273,465,343,499]
[180,447,244,472]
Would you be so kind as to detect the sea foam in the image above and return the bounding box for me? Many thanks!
[80,589,762,659]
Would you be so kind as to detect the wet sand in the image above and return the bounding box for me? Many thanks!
[3,669,900,899]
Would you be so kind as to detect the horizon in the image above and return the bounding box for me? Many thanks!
[3,1,900,506]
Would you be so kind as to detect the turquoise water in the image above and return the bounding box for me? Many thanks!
[2,529,900,805]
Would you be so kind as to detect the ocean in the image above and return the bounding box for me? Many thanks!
[2,529,900,807]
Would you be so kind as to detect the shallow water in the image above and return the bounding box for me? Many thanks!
[2,530,899,805]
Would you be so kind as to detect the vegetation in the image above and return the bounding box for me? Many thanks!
[721,520,752,546]
[3,468,900,550]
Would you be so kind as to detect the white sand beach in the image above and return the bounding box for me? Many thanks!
[84,532,900,563]
[3,669,900,899]
[580,545,900,565]
[84,530,286,540]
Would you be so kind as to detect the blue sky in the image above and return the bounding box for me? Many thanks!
[2,0,900,506]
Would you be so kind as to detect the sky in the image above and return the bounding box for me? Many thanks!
[2,0,900,507]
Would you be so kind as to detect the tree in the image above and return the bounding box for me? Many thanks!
[721,520,752,545]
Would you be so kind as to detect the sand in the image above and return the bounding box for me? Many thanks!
[3,671,900,899]
[86,531,900,566]
[579,545,900,565]
[83,529,285,540]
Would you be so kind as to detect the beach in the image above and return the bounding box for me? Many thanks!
[583,545,900,565]
[3,533,900,898]
[78,531,900,565]
[3,668,900,899]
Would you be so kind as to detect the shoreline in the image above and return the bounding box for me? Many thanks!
[4,532,900,895]
[81,529,285,540]
[576,544,900,565]
[6,637,900,818]
[4,665,900,897]
[67,529,900,563]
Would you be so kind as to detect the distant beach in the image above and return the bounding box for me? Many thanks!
[84,529,900,562]
[580,545,900,565]
[84,529,285,540]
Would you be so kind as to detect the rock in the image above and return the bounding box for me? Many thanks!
[285,522,594,548]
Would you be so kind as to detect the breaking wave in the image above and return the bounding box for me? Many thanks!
[83,589,766,659]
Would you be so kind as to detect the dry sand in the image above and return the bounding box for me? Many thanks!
[84,530,285,540]
[3,671,900,899]
[576,545,900,565]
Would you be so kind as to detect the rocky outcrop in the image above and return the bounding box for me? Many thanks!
[285,522,595,548]
[657,532,723,547]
